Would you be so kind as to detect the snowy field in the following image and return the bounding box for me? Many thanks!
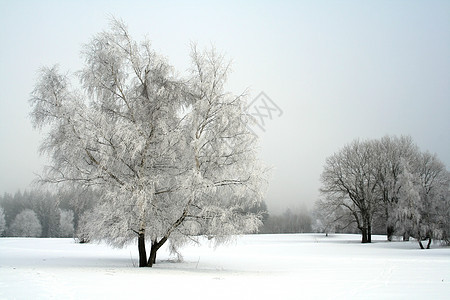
[1,234,449,299]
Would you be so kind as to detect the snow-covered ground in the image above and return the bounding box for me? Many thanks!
[1,234,449,299]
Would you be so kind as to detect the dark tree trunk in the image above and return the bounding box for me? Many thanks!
[360,214,372,243]
[387,225,394,241]
[403,232,410,241]
[426,237,432,249]
[138,233,147,267]
[385,206,394,241]
[361,227,368,243]
[148,243,157,267]
[418,239,425,249]
[147,236,168,267]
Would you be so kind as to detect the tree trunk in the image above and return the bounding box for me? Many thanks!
[403,232,410,241]
[148,241,159,268]
[148,243,157,267]
[360,214,372,243]
[138,233,147,267]
[361,227,368,243]
[387,225,394,241]
[418,233,425,249]
[418,239,424,249]
[147,236,168,267]
[426,237,432,249]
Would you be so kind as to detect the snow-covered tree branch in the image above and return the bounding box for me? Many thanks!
[30,19,266,266]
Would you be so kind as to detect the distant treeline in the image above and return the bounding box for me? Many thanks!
[245,201,313,234]
[260,208,312,234]
[0,190,317,238]
[5,188,403,239]
[0,189,97,238]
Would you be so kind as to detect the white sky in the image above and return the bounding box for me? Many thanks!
[1,0,449,213]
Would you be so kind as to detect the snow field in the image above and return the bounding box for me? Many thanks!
[0,234,449,299]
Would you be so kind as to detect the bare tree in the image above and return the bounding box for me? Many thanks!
[320,139,381,243]
[319,136,449,247]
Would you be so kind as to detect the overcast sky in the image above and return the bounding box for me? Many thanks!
[1,0,449,213]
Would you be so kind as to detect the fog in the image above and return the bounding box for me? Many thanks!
[1,0,449,213]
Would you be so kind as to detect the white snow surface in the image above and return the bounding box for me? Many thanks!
[1,234,449,299]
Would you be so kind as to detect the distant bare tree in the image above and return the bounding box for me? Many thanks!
[319,136,449,247]
[320,139,380,243]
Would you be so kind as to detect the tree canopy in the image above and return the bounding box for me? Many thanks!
[318,136,449,247]
[30,19,266,266]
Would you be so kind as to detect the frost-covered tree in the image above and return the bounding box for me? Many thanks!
[76,210,94,243]
[0,190,62,237]
[409,152,449,249]
[29,191,60,237]
[59,209,74,237]
[395,160,421,242]
[10,209,42,237]
[0,191,27,229]
[58,188,98,232]
[0,206,6,236]
[442,189,450,245]
[373,136,418,240]
[30,19,265,267]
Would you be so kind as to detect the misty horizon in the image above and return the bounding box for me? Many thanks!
[1,1,449,214]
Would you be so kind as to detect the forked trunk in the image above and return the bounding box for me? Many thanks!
[147,236,168,267]
[418,239,425,249]
[418,235,432,250]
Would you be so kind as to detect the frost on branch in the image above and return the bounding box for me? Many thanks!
[30,19,267,266]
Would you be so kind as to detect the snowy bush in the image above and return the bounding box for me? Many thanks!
[10,209,42,237]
